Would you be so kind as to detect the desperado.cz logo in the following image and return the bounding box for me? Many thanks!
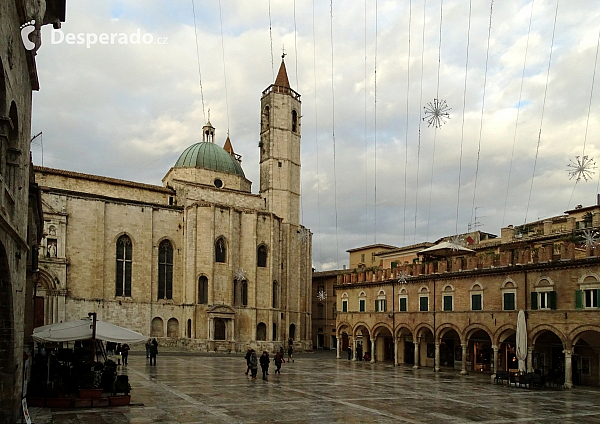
[50,28,168,48]
[20,20,37,51]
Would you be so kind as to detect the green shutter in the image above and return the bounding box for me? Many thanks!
[420,296,428,312]
[549,291,557,310]
[400,297,407,311]
[531,292,538,310]
[443,296,452,311]
[391,261,397,270]
[375,300,379,312]
[383,300,387,312]
[575,290,583,309]
[596,289,600,309]
[342,300,347,312]
[472,294,482,311]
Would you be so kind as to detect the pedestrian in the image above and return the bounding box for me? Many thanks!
[274,351,283,374]
[145,338,152,361]
[149,339,158,366]
[244,348,252,375]
[356,343,363,362]
[287,345,294,363]
[116,343,122,365]
[121,343,130,365]
[249,349,258,379]
[259,351,270,380]
[347,346,352,360]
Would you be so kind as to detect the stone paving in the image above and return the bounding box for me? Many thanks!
[29,350,600,423]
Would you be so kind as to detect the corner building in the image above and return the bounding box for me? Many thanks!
[34,59,312,353]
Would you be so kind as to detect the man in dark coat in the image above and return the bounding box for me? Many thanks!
[149,339,158,366]
[274,351,283,374]
[249,350,258,379]
[244,348,252,375]
[259,351,270,380]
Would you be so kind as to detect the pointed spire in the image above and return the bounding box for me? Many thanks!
[223,136,234,155]
[274,56,290,89]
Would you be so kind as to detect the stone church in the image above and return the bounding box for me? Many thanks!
[34,58,313,352]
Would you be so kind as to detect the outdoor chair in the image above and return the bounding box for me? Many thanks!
[494,371,509,385]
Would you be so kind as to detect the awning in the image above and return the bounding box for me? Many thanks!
[33,317,147,344]
[418,241,475,256]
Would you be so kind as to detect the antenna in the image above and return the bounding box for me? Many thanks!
[30,131,43,166]
[468,206,485,232]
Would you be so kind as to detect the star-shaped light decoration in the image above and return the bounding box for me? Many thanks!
[423,98,451,128]
[397,270,410,284]
[317,290,327,301]
[567,155,596,182]
[235,269,246,281]
[582,229,598,250]
[449,234,464,252]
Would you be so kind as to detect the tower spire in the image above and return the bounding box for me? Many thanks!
[274,52,290,88]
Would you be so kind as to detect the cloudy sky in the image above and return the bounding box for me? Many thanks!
[32,0,600,271]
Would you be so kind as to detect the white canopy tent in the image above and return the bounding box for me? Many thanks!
[33,318,146,344]
[418,241,475,256]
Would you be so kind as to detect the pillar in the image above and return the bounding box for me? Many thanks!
[564,350,573,389]
[370,338,376,363]
[336,336,341,359]
[394,337,399,366]
[460,344,468,375]
[352,338,357,362]
[492,345,499,376]
[527,347,534,373]
[413,338,420,369]
[434,342,440,372]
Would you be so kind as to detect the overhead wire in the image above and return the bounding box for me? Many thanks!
[218,0,230,134]
[269,0,275,80]
[455,0,472,236]
[191,0,206,123]
[329,0,340,268]
[502,0,535,226]
[403,0,412,245]
[413,0,427,244]
[312,0,323,266]
[294,0,303,225]
[524,0,559,224]
[469,0,494,229]
[364,0,369,245]
[374,0,378,244]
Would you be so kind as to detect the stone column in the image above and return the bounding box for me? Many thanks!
[434,342,441,372]
[527,347,534,373]
[394,337,399,366]
[370,338,376,363]
[564,350,573,389]
[336,337,341,359]
[413,338,420,369]
[460,344,468,375]
[352,338,357,362]
[492,345,499,376]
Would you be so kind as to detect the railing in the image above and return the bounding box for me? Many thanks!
[261,84,301,101]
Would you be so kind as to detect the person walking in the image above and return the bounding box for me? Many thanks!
[244,348,252,375]
[287,345,294,363]
[145,339,152,362]
[249,350,258,379]
[274,351,283,374]
[149,339,158,366]
[347,346,352,360]
[259,351,270,380]
[121,343,130,365]
[116,343,122,365]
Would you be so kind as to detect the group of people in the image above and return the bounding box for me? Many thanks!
[346,344,371,361]
[145,338,159,365]
[106,342,130,365]
[245,344,294,380]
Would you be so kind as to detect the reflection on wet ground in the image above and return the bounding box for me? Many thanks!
[29,350,600,423]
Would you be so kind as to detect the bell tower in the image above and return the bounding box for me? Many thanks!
[259,54,301,226]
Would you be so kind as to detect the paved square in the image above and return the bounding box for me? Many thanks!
[29,351,600,423]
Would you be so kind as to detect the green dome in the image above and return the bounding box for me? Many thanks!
[174,142,245,177]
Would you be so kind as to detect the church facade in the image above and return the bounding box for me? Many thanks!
[34,59,313,352]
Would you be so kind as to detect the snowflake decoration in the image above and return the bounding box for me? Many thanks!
[298,227,310,244]
[317,290,327,301]
[397,270,410,284]
[235,269,246,281]
[582,229,598,249]
[449,234,464,252]
[423,98,451,129]
[567,155,596,182]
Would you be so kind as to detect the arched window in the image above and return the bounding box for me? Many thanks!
[273,323,277,340]
[167,318,179,338]
[158,239,173,300]
[187,319,192,338]
[442,284,454,312]
[419,287,430,312]
[262,106,270,131]
[341,292,348,313]
[116,235,132,297]
[242,281,248,306]
[257,322,267,341]
[234,278,248,306]
[359,291,366,312]
[375,290,387,312]
[215,237,226,263]
[317,303,324,319]
[291,110,298,132]
[151,317,163,337]
[272,280,279,308]
[257,245,268,267]
[470,282,483,311]
[214,319,226,340]
[198,276,208,304]
[399,288,408,312]
[289,323,296,340]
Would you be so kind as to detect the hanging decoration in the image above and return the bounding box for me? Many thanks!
[298,227,310,244]
[397,270,410,284]
[235,269,246,281]
[567,156,597,182]
[449,234,464,251]
[582,229,598,249]
[317,290,327,301]
[423,98,451,129]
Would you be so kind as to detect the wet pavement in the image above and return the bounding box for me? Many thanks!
[29,350,600,423]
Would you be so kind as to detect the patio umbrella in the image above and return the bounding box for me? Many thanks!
[33,317,147,344]
[418,241,475,257]
[516,309,527,373]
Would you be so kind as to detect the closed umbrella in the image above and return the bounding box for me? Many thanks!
[516,309,527,373]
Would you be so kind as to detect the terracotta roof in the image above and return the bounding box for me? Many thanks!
[223,136,234,155]
[346,243,399,253]
[274,59,290,88]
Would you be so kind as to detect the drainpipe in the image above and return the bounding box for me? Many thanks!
[392,276,395,365]
[433,278,436,372]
